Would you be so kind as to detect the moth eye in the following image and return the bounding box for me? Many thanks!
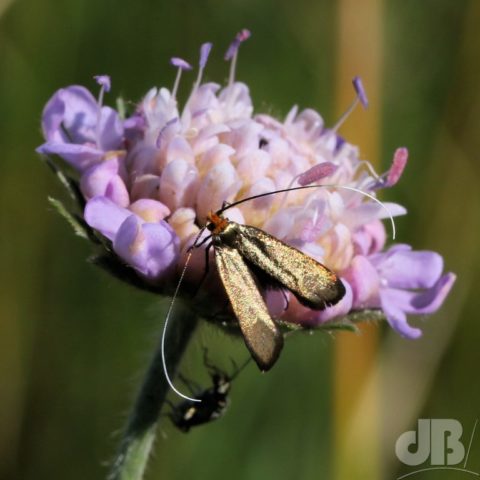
[206,222,215,232]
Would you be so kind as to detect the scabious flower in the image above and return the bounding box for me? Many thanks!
[37,31,455,341]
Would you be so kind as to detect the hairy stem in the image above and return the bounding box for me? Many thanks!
[108,304,198,480]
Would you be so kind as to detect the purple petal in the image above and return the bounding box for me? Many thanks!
[105,177,130,208]
[265,289,290,317]
[199,42,213,68]
[97,106,124,151]
[353,220,386,256]
[316,279,353,323]
[383,273,456,316]
[371,246,444,289]
[364,220,386,254]
[40,92,66,143]
[342,255,380,308]
[40,86,98,144]
[130,174,161,201]
[113,215,180,280]
[156,117,179,149]
[196,160,242,221]
[84,196,131,241]
[380,289,423,339]
[342,202,407,231]
[129,199,171,223]
[36,142,103,171]
[352,76,368,108]
[158,158,199,211]
[94,75,111,92]
[297,162,338,186]
[80,158,120,200]
[170,57,192,70]
[123,113,146,131]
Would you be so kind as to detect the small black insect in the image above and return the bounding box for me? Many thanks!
[259,137,269,148]
[166,350,250,433]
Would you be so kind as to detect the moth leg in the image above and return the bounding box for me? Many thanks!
[228,358,242,379]
[229,358,238,374]
[191,233,212,249]
[193,242,214,297]
[230,355,253,380]
[202,346,227,377]
[203,242,213,278]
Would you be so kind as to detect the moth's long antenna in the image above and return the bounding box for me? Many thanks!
[161,228,207,403]
[218,183,397,239]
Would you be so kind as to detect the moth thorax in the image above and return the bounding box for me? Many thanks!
[206,212,229,235]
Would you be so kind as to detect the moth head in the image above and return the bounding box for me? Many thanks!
[206,211,228,234]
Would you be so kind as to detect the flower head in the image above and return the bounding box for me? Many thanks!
[38,34,455,342]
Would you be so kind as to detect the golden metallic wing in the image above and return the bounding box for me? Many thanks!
[214,243,283,371]
[223,222,346,310]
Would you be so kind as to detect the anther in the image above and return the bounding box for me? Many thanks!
[332,76,368,132]
[170,57,192,100]
[195,42,213,89]
[93,75,111,147]
[225,29,251,87]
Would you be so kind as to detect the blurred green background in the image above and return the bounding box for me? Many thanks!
[1,0,479,479]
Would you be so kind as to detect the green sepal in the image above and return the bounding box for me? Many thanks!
[343,308,386,324]
[316,320,359,333]
[41,155,85,210]
[202,308,386,339]
[48,196,90,239]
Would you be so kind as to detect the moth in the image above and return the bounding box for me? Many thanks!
[163,184,391,402]
[167,351,249,432]
[204,205,346,371]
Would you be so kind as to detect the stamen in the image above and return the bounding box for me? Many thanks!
[332,75,368,132]
[385,147,408,187]
[368,147,409,190]
[225,29,251,87]
[352,76,368,108]
[297,162,338,186]
[93,74,111,147]
[279,162,338,208]
[94,74,111,107]
[195,42,213,89]
[170,57,192,100]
